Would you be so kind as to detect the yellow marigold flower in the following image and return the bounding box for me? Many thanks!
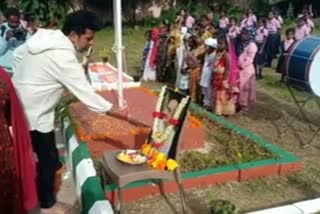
[166,159,179,171]
[156,152,165,162]
[141,144,152,156]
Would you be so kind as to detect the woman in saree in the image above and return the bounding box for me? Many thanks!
[0,66,38,213]
[212,37,235,116]
[188,35,205,103]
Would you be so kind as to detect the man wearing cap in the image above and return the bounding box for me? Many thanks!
[200,37,217,110]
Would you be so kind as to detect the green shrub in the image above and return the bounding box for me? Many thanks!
[144,16,161,28]
[227,6,244,23]
[249,0,270,17]
[209,199,236,214]
[19,0,69,24]
[161,7,179,24]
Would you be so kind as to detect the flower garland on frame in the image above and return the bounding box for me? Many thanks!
[141,86,189,171]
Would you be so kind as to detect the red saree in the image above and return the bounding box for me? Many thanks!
[0,67,38,213]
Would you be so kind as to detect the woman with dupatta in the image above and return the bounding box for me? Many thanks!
[212,37,236,116]
[0,66,38,214]
[238,29,258,113]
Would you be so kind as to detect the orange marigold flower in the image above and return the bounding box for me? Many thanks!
[157,161,166,170]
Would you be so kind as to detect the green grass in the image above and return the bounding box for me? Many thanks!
[179,117,278,173]
[93,27,146,76]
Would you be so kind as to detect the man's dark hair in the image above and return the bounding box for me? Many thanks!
[5,7,21,19]
[62,10,101,36]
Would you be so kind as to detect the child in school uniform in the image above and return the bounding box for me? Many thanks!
[274,11,283,54]
[274,11,283,26]
[265,12,281,67]
[200,38,217,110]
[228,18,240,46]
[276,28,295,82]
[304,12,315,34]
[185,10,195,31]
[218,11,229,37]
[240,9,257,47]
[240,8,257,29]
[295,17,310,40]
[254,18,268,79]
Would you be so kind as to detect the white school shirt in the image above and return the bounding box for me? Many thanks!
[266,18,280,33]
[12,29,112,133]
[200,52,215,88]
[255,27,268,43]
[219,17,229,28]
[228,26,240,39]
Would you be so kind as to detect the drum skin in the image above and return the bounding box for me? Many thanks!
[285,36,320,96]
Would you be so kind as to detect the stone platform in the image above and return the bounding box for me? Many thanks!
[68,87,205,157]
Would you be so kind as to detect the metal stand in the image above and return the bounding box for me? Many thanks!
[279,83,320,148]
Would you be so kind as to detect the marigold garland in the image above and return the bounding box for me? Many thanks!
[151,86,189,148]
[141,143,179,171]
[141,86,190,171]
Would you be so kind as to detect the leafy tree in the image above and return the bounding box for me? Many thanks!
[19,0,74,24]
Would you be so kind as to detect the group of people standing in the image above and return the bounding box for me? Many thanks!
[141,5,316,116]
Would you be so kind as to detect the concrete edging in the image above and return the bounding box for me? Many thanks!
[64,122,114,214]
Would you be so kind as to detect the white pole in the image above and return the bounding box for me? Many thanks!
[114,0,124,108]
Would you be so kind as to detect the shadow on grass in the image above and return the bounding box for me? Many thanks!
[245,89,320,146]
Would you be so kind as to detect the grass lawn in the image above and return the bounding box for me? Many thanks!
[88,27,320,213]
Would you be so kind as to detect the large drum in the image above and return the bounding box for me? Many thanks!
[285,36,320,96]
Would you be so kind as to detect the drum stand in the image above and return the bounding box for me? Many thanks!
[279,83,320,148]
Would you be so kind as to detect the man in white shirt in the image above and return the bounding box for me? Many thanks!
[200,38,217,110]
[12,11,113,213]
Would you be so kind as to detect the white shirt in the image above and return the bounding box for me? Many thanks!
[200,52,215,87]
[12,29,112,132]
